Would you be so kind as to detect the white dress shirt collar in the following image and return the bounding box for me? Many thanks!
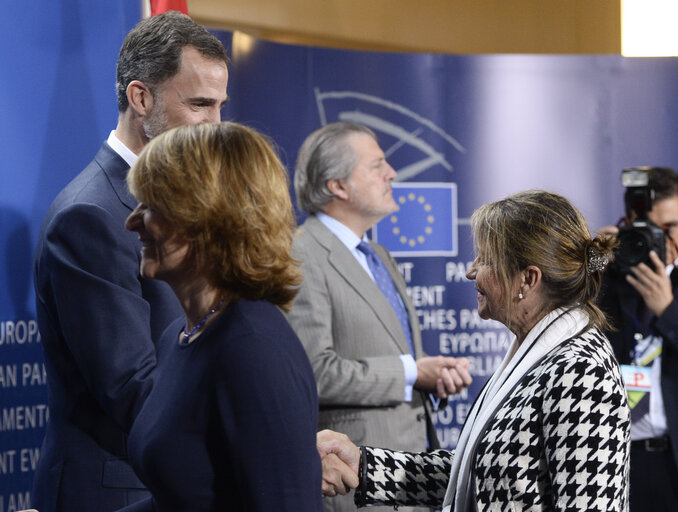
[107,130,138,168]
[316,212,365,250]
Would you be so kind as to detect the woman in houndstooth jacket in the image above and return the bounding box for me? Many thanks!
[319,190,630,512]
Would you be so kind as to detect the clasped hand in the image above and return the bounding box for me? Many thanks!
[415,355,472,398]
[317,430,360,498]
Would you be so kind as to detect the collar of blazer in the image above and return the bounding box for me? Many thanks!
[98,142,138,211]
[302,215,412,356]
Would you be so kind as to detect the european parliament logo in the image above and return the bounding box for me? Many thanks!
[373,183,457,257]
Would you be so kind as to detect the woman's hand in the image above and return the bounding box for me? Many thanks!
[317,430,360,497]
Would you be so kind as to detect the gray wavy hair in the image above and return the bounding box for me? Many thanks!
[294,122,376,213]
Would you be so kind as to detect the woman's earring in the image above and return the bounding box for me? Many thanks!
[518,293,524,300]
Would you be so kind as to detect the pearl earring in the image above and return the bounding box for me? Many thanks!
[518,293,524,300]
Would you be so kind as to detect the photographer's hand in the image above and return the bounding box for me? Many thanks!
[627,250,674,317]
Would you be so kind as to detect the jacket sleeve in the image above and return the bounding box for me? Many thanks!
[38,202,157,432]
[354,446,452,508]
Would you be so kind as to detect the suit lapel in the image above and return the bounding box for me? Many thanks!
[304,216,410,355]
[95,142,137,211]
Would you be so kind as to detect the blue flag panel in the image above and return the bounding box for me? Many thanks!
[374,183,458,257]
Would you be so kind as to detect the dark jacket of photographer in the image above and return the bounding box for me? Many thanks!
[598,269,678,466]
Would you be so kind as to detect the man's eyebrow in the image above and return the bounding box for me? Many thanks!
[187,96,225,105]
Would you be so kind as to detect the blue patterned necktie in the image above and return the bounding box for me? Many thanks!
[357,241,415,356]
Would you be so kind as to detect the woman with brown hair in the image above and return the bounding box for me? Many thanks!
[320,190,630,512]
[121,122,322,511]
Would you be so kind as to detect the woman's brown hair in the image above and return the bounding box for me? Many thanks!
[127,122,301,310]
[471,189,615,331]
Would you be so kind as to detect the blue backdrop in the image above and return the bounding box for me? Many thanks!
[3,2,678,506]
[0,2,142,508]
[218,34,678,447]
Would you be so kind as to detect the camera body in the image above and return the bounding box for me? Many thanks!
[613,167,666,274]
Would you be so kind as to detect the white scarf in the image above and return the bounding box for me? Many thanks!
[442,307,590,512]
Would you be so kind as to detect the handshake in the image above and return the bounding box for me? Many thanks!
[316,356,471,497]
[317,429,361,498]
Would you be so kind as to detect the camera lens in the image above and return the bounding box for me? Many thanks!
[616,229,652,267]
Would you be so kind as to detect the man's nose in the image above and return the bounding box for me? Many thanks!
[205,106,222,124]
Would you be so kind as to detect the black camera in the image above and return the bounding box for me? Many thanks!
[613,167,666,274]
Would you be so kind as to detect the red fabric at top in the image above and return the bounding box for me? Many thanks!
[151,0,188,15]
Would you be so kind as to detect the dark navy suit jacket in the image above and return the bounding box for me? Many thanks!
[32,143,181,512]
[598,269,678,467]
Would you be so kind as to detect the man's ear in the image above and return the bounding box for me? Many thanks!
[519,265,542,299]
[126,80,154,117]
[326,179,350,201]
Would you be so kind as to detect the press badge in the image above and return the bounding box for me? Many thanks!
[620,364,653,392]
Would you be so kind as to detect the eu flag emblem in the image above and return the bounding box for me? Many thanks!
[373,183,457,257]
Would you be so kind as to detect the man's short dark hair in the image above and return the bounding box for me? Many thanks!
[115,11,229,112]
[649,167,678,202]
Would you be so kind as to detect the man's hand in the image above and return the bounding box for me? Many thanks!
[415,356,472,398]
[317,430,360,497]
[627,250,674,317]
[321,454,355,497]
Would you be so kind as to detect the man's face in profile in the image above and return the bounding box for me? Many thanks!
[343,132,398,224]
[143,45,229,139]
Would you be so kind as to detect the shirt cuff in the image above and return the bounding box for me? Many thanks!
[400,354,417,402]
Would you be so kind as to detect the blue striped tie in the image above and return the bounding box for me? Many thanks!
[357,241,414,356]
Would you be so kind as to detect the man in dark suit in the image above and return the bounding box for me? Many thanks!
[598,167,678,512]
[288,122,472,512]
[32,12,229,512]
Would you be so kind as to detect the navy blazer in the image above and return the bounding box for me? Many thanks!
[598,270,678,467]
[32,143,181,512]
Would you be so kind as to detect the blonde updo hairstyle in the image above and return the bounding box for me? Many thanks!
[470,190,615,331]
[127,122,301,311]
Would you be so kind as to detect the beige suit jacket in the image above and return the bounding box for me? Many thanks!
[287,215,431,511]
[288,215,429,512]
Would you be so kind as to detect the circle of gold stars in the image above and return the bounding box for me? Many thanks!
[389,193,434,247]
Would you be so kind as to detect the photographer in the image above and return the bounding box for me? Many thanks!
[598,167,678,512]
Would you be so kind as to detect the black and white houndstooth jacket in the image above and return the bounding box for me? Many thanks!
[355,329,631,511]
